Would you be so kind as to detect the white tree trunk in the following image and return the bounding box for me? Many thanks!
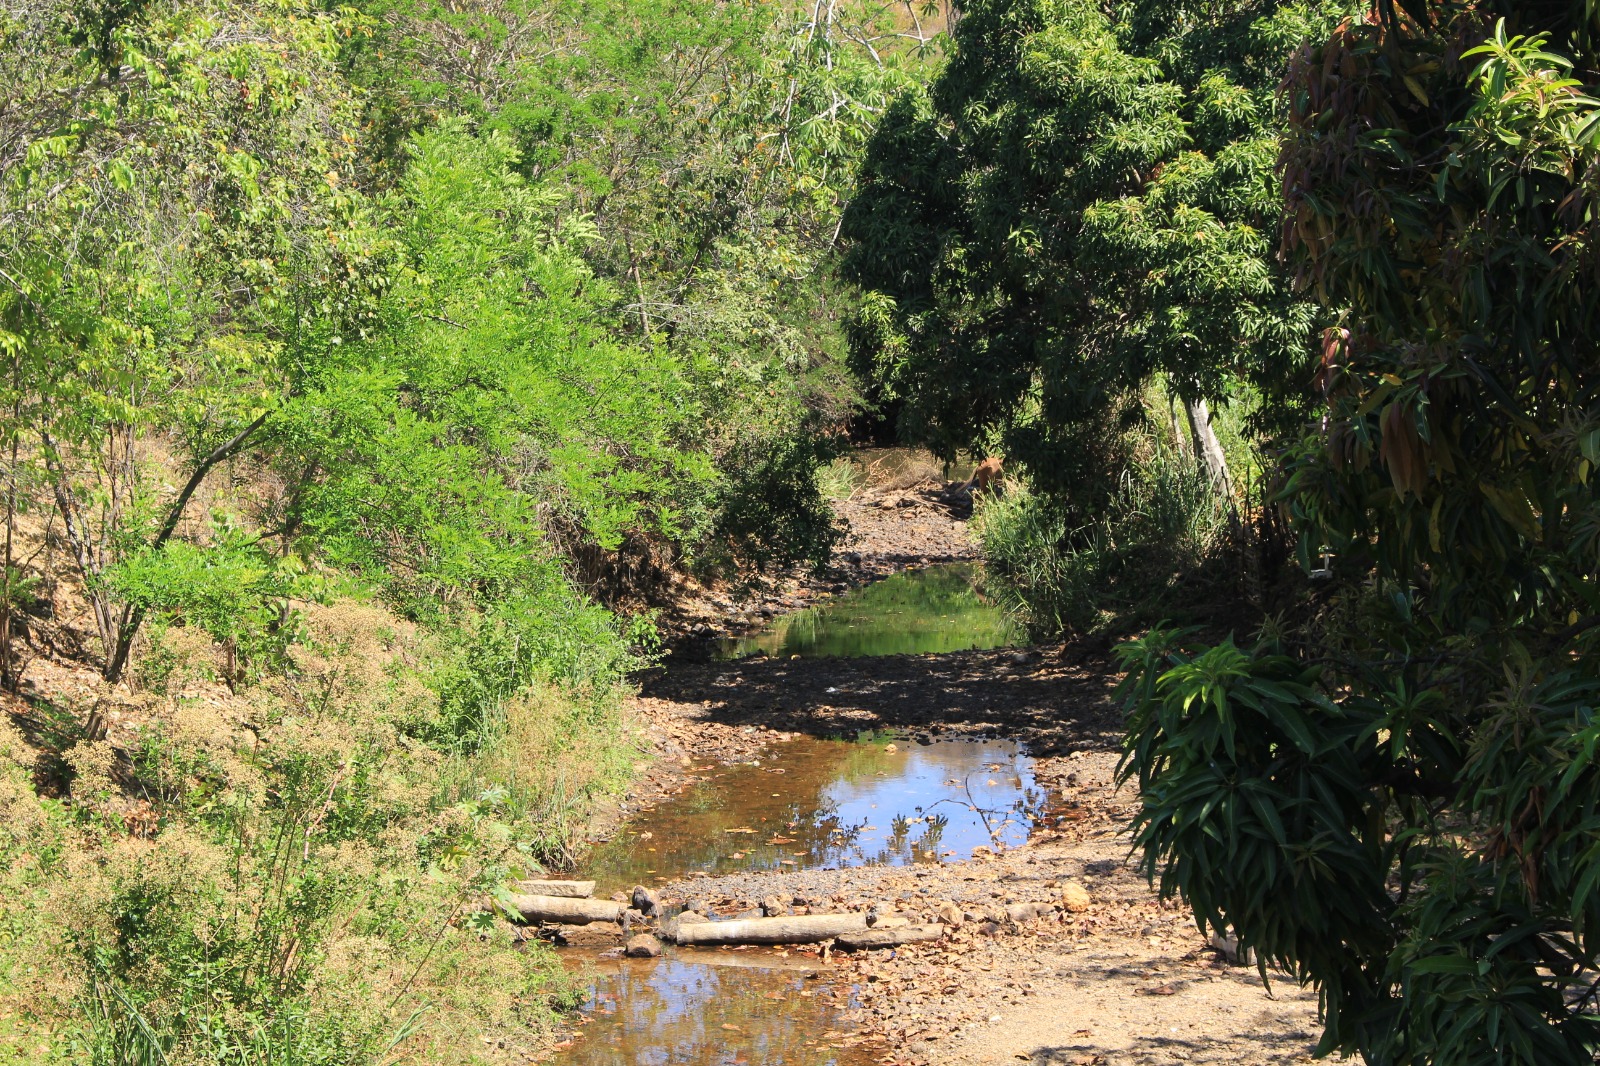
[1184,397,1233,499]
[670,912,869,946]
[510,894,623,925]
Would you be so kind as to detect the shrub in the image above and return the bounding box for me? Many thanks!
[975,441,1230,638]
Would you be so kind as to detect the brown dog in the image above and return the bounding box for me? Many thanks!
[966,455,1004,497]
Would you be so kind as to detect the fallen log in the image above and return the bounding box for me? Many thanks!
[515,879,596,898]
[511,894,623,926]
[835,924,947,951]
[670,912,869,946]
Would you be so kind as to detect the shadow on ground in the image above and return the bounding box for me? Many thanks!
[640,646,1124,756]
[1023,1026,1317,1064]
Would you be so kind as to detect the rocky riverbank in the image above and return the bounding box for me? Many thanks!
[538,453,1319,1066]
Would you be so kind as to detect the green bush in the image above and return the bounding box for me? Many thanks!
[427,591,638,751]
[709,424,846,573]
[106,519,325,690]
[975,441,1229,638]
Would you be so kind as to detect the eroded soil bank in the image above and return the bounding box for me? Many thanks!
[550,461,1319,1066]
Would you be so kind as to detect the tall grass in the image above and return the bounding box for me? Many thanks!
[975,442,1234,638]
[0,601,597,1066]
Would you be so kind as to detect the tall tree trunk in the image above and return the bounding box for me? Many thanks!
[1184,397,1233,500]
[1,404,17,690]
[1168,394,1191,459]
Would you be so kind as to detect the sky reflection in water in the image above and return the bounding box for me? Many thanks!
[584,736,1046,895]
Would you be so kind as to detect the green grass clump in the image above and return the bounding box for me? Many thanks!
[975,443,1233,640]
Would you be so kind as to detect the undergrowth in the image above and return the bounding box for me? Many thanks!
[976,390,1249,639]
[0,600,623,1066]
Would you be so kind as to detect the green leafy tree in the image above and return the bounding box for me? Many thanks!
[337,0,952,575]
[840,0,1344,513]
[276,122,714,645]
[0,0,371,681]
[1122,5,1600,1062]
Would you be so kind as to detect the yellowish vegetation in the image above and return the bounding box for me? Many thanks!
[0,598,630,1065]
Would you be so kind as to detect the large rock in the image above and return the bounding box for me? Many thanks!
[625,934,663,958]
[658,910,709,941]
[631,885,662,917]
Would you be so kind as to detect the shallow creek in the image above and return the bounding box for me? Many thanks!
[552,565,1042,1065]
[715,562,1025,660]
[585,735,1045,894]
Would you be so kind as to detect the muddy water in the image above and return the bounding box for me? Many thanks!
[555,955,874,1066]
[585,735,1044,894]
[716,562,1025,660]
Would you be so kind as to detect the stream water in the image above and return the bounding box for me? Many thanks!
[553,562,1040,1066]
[557,956,871,1066]
[585,735,1045,894]
[716,562,1025,660]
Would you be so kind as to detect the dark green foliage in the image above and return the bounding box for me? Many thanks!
[840,0,1338,517]
[1119,5,1600,1062]
[710,422,847,572]
[1118,632,1397,1044]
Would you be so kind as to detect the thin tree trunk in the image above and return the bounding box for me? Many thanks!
[1169,394,1191,458]
[102,411,269,683]
[1184,397,1233,500]
[1,399,17,690]
[41,439,118,654]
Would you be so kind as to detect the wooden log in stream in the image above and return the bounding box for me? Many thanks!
[670,912,869,946]
[514,879,596,898]
[834,924,947,950]
[511,894,623,925]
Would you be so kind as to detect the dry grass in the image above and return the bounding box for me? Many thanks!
[0,594,630,1066]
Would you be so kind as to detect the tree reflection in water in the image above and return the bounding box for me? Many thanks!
[584,736,1048,894]
[559,956,873,1066]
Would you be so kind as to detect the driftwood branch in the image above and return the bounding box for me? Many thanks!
[670,912,868,946]
[510,894,623,925]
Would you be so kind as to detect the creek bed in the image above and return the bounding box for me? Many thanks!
[552,563,1041,1065]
